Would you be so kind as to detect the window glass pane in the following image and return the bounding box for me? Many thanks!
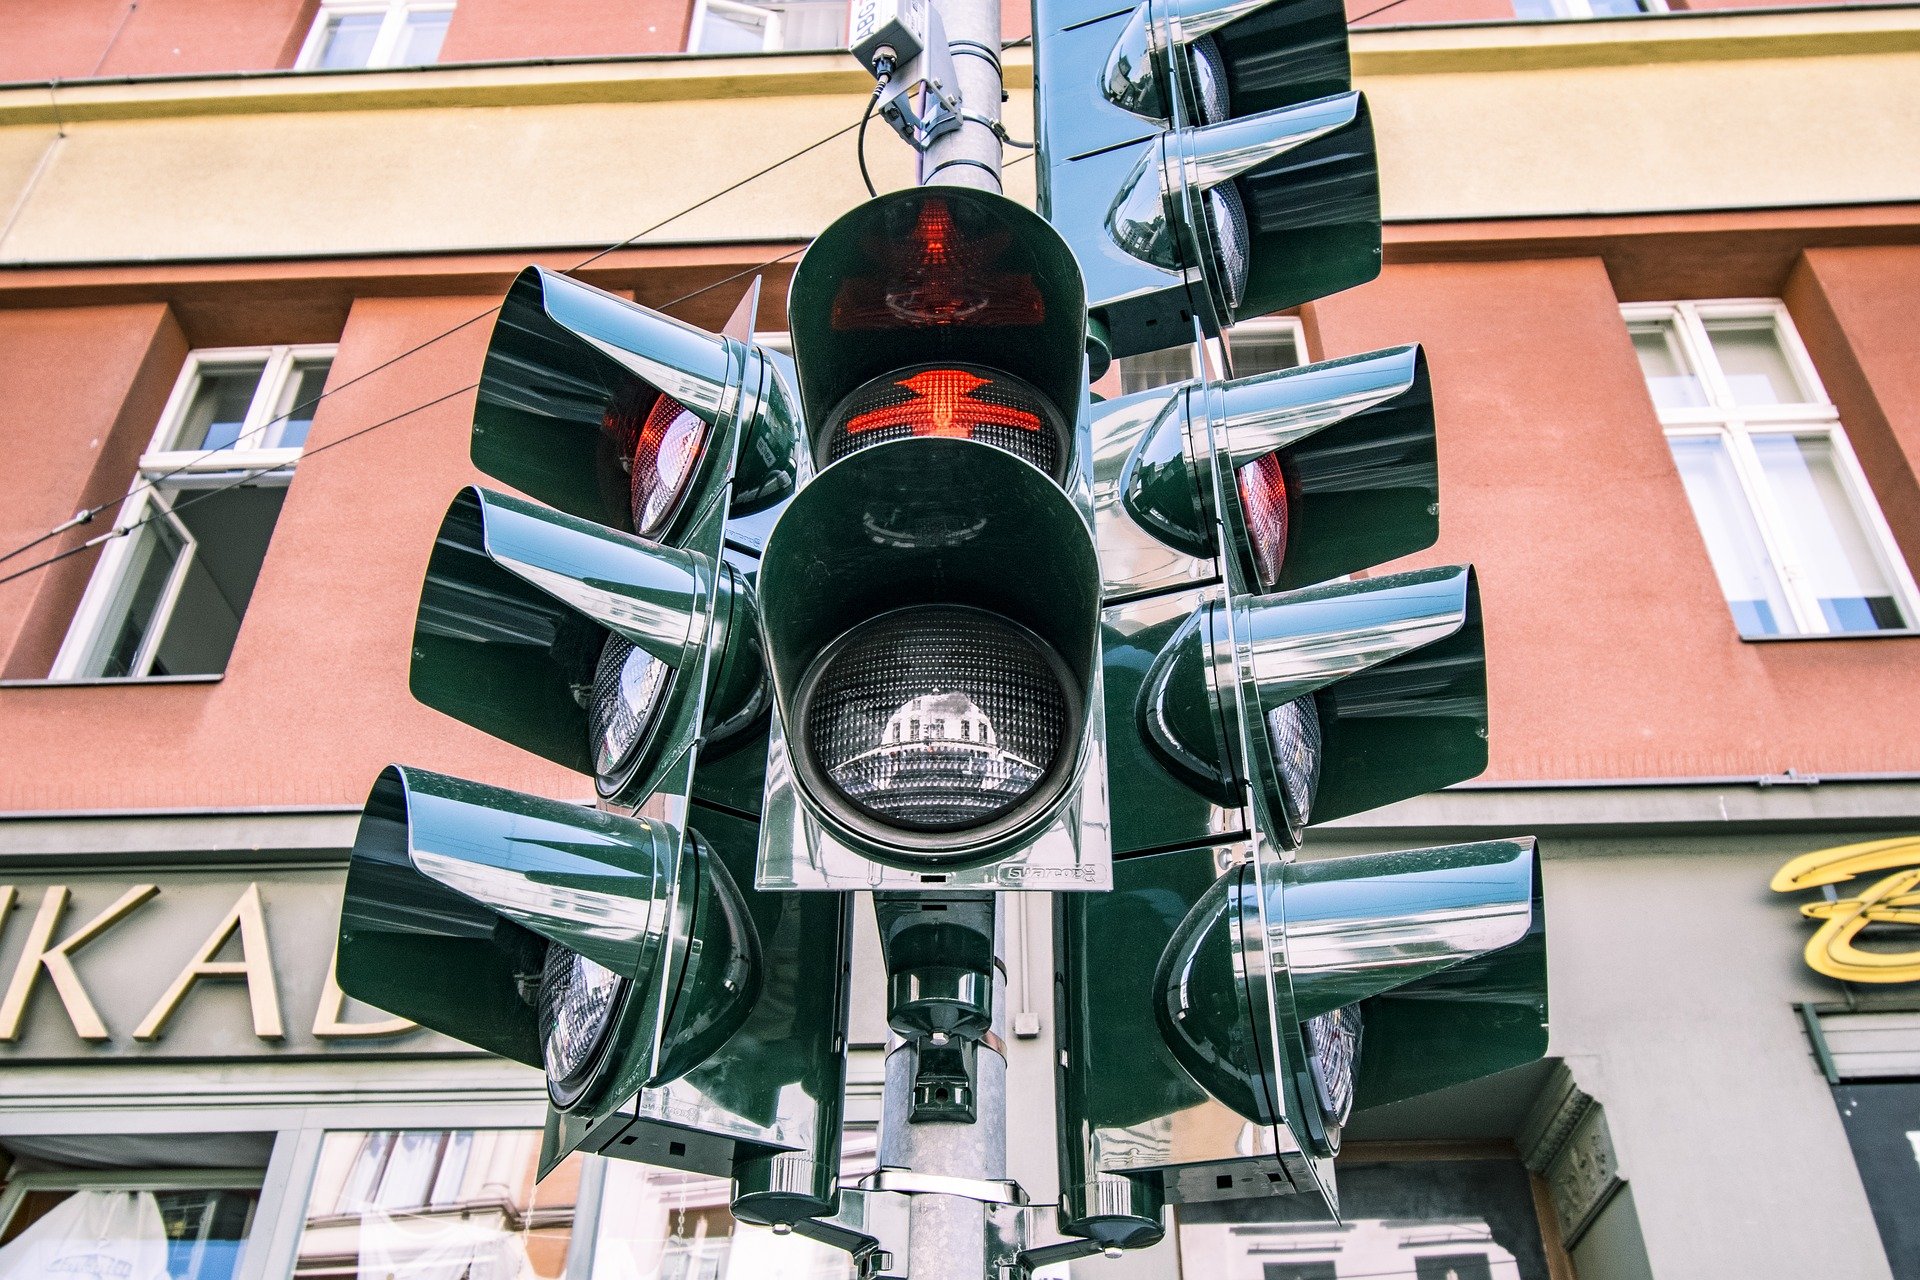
[1226,326,1300,377]
[697,3,772,52]
[371,1131,444,1210]
[1704,316,1810,407]
[0,1188,257,1280]
[313,13,385,69]
[1586,0,1648,14]
[1751,433,1906,632]
[770,1,848,50]
[83,506,189,678]
[1668,435,1793,637]
[1511,0,1562,16]
[169,363,267,452]
[296,1131,582,1280]
[1178,1159,1557,1279]
[1831,1082,1920,1277]
[395,10,451,64]
[148,483,289,677]
[1116,347,1197,396]
[270,358,332,449]
[1629,321,1706,410]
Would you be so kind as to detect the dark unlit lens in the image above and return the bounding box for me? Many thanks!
[1206,182,1250,314]
[1265,694,1322,829]
[805,607,1069,833]
[539,943,624,1094]
[588,634,670,782]
[1188,37,1230,125]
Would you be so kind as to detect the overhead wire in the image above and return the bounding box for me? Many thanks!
[0,117,862,575]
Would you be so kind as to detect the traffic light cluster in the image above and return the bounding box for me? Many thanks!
[333,0,1546,1260]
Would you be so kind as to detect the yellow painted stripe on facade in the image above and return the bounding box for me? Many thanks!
[0,7,1915,264]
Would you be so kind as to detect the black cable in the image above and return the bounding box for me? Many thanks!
[859,84,884,198]
[858,53,897,201]
[1348,0,1420,24]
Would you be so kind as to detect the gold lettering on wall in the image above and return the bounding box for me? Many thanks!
[134,883,284,1040]
[1772,837,1920,984]
[312,941,415,1039]
[0,884,158,1042]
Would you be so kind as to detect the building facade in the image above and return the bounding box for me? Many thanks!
[2,0,1919,1277]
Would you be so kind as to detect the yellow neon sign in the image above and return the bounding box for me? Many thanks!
[1772,838,1920,984]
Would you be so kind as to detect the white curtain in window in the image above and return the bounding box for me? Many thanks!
[0,1190,172,1280]
[355,1207,529,1280]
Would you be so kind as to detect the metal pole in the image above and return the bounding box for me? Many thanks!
[877,913,1009,1280]
[919,0,1004,191]
[869,7,1010,1278]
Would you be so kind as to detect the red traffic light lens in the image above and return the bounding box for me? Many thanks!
[801,606,1071,835]
[1236,450,1291,589]
[830,197,1048,331]
[823,363,1065,479]
[611,392,708,539]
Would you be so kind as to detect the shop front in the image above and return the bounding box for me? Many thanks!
[0,815,880,1280]
[5,790,1915,1280]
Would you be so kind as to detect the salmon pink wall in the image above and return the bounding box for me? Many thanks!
[0,294,583,812]
[1312,257,1920,782]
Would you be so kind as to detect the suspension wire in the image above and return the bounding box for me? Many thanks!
[0,384,477,590]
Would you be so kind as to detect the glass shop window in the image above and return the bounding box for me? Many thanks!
[0,1135,268,1280]
[1177,1157,1564,1280]
[293,1130,582,1279]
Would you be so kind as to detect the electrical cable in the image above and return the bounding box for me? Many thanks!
[858,52,897,200]
[0,116,862,572]
[0,384,476,590]
[1348,0,1422,25]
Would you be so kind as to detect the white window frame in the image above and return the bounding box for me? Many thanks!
[686,0,849,53]
[295,0,455,71]
[1113,315,1308,396]
[50,345,335,682]
[1520,0,1667,17]
[1624,298,1920,638]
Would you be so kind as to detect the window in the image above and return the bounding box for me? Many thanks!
[1113,318,1305,397]
[1627,301,1920,639]
[1512,0,1664,17]
[1178,1156,1564,1280]
[689,0,849,54]
[1831,1079,1920,1274]
[295,1130,582,1279]
[0,1173,262,1280]
[592,1129,876,1280]
[297,1,452,70]
[51,346,333,681]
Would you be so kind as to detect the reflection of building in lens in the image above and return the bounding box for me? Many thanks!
[828,691,1044,828]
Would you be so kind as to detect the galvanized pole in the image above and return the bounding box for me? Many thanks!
[918,0,1005,192]
[873,10,1010,1278]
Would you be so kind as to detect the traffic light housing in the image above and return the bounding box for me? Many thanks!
[752,187,1114,894]
[335,272,856,1229]
[1034,0,1379,366]
[1056,835,1545,1241]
